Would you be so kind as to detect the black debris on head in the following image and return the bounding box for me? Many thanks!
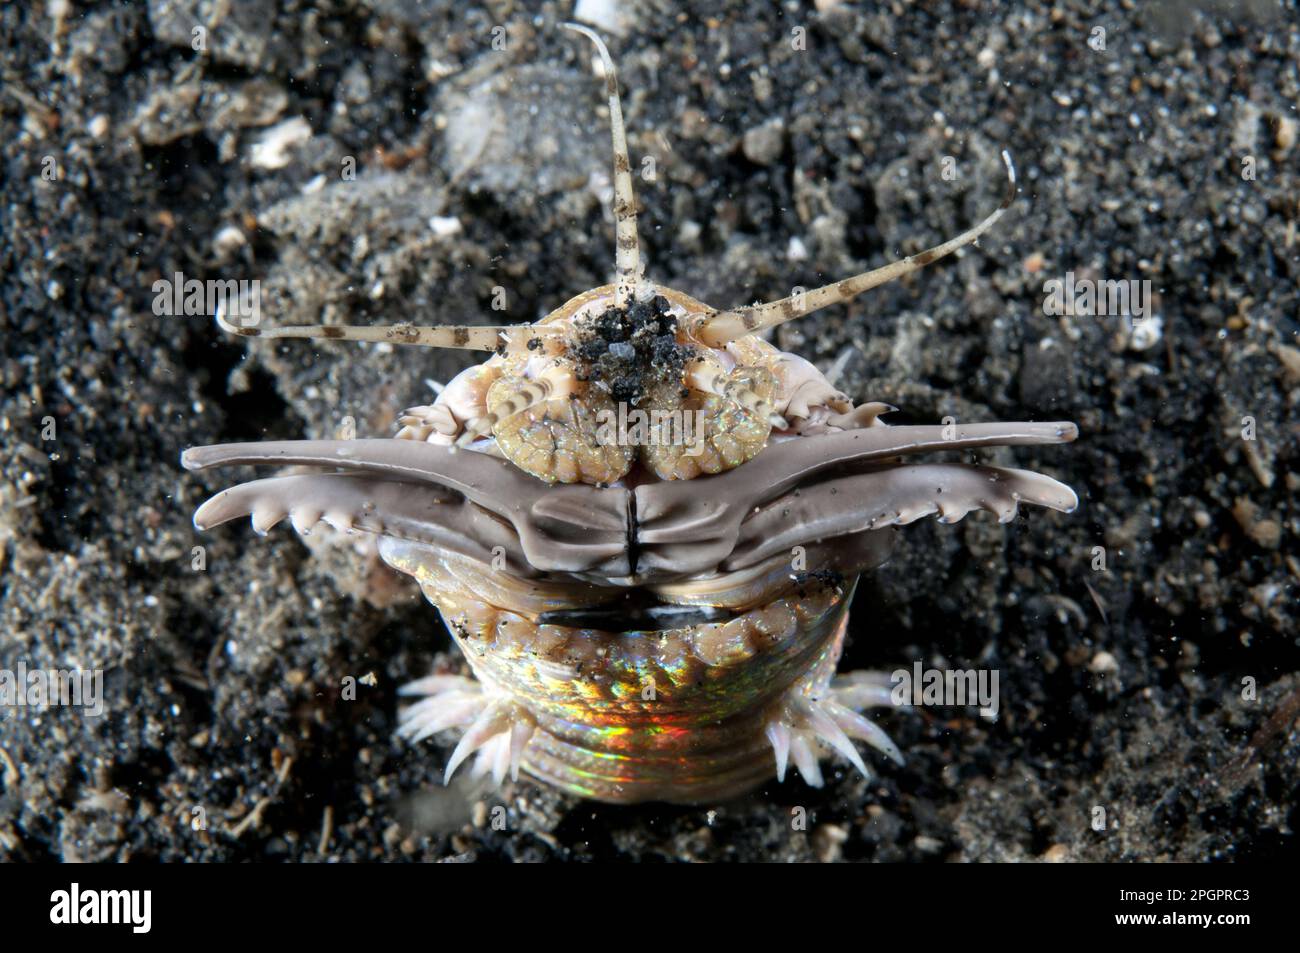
[572,294,694,405]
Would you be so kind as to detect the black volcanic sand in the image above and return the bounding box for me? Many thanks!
[1,0,1296,862]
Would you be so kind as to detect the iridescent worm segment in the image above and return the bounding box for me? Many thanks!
[184,25,1077,804]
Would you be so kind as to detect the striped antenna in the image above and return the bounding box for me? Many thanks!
[562,23,644,306]
[692,151,1019,346]
[216,307,563,352]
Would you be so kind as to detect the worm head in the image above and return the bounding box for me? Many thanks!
[206,25,1036,499]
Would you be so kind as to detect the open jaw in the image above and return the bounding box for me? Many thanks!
[181,420,1078,578]
[183,420,1077,802]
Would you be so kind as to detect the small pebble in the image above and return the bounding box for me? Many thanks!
[742,118,785,165]
[249,117,312,170]
[1089,651,1119,674]
[812,823,849,862]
